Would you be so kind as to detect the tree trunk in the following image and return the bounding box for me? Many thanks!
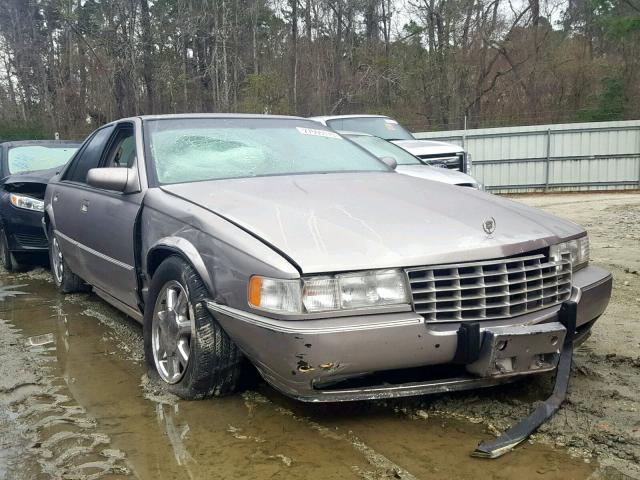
[140,0,155,114]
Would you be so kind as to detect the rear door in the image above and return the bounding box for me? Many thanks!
[67,122,145,308]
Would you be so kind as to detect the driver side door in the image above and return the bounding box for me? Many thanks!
[67,122,145,310]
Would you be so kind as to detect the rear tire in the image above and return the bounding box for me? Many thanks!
[143,255,244,399]
[0,227,21,271]
[48,227,88,293]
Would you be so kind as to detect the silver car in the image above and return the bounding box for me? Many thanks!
[340,131,482,189]
[310,114,470,172]
[44,114,612,402]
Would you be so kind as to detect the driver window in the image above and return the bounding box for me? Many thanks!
[105,129,136,169]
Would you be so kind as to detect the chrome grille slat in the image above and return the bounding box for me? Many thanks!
[412,270,571,294]
[407,252,572,322]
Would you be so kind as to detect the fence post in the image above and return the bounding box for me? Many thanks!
[462,115,467,150]
[545,128,551,191]
[637,126,640,188]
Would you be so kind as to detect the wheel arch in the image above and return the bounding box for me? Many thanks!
[146,237,215,298]
[43,211,51,234]
[43,204,55,239]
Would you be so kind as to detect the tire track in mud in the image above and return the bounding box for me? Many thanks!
[138,376,418,479]
[0,317,131,479]
[238,391,418,480]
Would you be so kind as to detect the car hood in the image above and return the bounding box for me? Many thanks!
[161,172,583,274]
[396,165,478,187]
[2,167,59,185]
[391,139,464,156]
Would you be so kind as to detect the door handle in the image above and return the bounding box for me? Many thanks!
[53,194,59,203]
[81,201,89,213]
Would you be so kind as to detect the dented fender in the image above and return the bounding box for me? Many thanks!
[146,236,215,296]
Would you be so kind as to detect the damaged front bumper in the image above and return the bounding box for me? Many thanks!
[207,265,612,402]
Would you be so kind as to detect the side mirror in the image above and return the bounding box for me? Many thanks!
[86,167,138,192]
[380,156,397,170]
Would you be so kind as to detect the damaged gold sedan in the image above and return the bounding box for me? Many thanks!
[42,115,611,417]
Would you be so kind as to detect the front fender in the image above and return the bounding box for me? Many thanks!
[147,237,215,296]
[43,182,58,239]
[42,204,56,240]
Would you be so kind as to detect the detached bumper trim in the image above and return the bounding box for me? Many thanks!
[298,375,515,403]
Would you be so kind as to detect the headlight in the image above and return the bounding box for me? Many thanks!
[550,235,589,271]
[10,194,44,212]
[248,269,410,314]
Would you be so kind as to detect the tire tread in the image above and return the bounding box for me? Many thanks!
[144,256,243,400]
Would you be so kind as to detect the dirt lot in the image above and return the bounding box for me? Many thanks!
[0,192,638,479]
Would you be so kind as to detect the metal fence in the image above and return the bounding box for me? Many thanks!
[415,120,640,193]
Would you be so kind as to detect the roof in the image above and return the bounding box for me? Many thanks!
[126,113,308,123]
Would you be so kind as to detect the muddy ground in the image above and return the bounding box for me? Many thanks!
[0,192,638,480]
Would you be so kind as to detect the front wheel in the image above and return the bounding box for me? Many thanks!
[0,227,21,271]
[143,256,244,399]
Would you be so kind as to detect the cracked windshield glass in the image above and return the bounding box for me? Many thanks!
[147,119,389,184]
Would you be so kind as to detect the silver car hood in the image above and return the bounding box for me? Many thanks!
[396,164,478,186]
[391,139,464,156]
[161,172,583,274]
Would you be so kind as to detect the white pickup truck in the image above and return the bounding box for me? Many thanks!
[310,114,471,173]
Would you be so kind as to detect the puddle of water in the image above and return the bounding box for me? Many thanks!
[0,273,596,479]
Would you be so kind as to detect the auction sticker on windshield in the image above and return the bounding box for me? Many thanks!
[296,127,341,139]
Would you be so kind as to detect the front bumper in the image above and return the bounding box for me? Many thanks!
[1,205,47,252]
[207,265,612,402]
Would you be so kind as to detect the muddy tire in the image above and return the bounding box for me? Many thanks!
[48,227,87,293]
[0,226,21,271]
[143,255,244,400]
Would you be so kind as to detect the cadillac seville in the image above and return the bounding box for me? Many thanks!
[43,114,612,402]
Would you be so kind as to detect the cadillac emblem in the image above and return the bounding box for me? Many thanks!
[482,217,496,235]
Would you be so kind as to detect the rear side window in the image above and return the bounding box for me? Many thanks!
[64,126,114,183]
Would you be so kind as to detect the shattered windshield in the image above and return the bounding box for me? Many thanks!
[7,146,79,174]
[325,117,414,141]
[145,118,389,184]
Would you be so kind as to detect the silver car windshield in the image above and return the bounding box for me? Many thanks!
[145,118,390,184]
[325,117,414,141]
[7,146,78,174]
[347,135,423,165]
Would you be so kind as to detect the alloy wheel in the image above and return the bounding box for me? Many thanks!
[151,280,195,384]
[51,237,64,284]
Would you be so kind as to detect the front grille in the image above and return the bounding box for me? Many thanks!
[417,153,464,171]
[406,252,572,322]
[14,233,48,249]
